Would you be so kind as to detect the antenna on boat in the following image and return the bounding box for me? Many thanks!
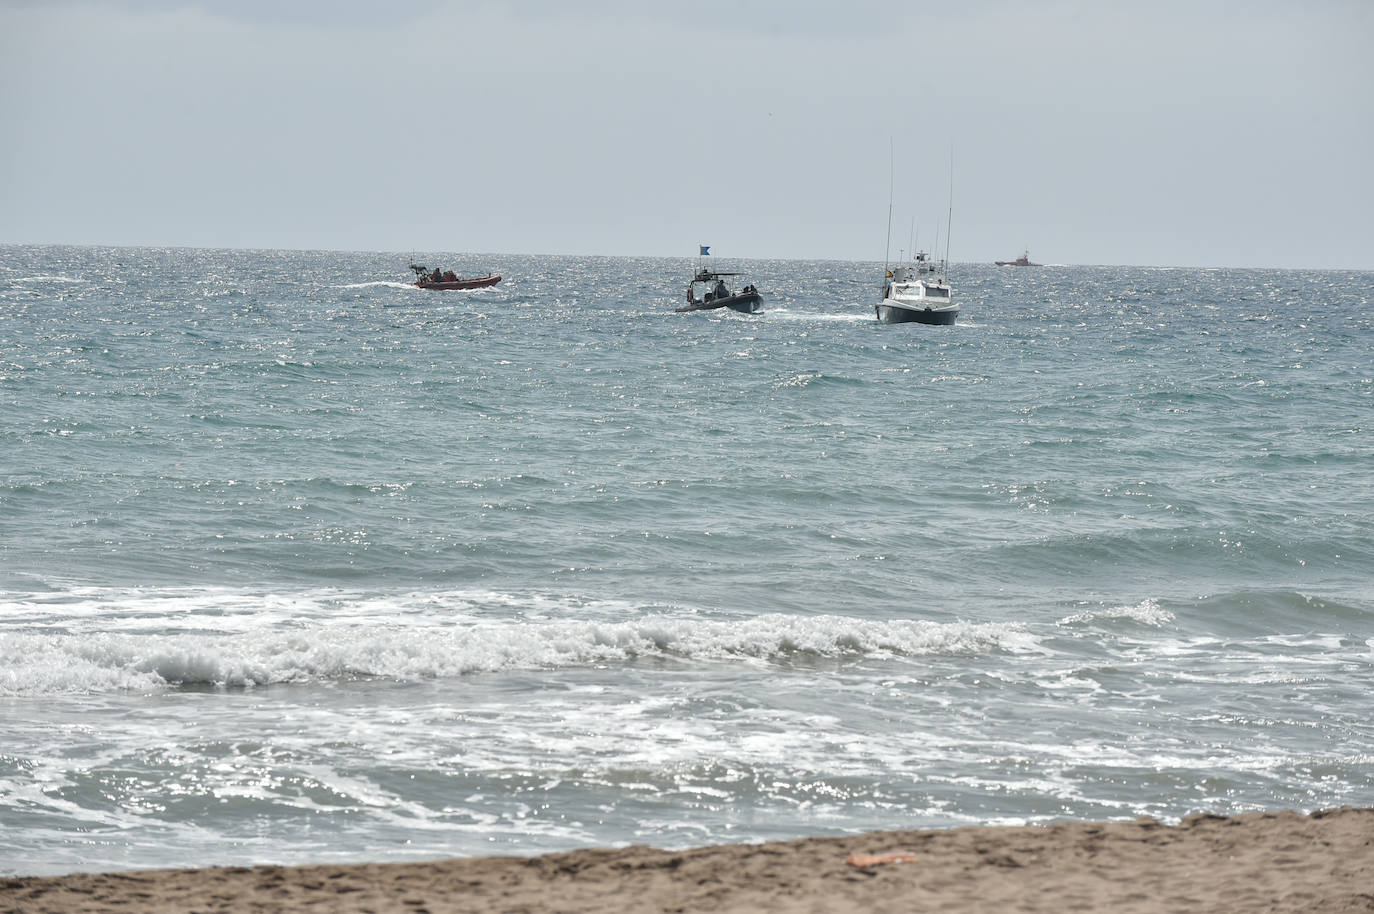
[943,147,954,276]
[883,138,894,280]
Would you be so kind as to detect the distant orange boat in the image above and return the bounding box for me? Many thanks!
[995,249,1040,267]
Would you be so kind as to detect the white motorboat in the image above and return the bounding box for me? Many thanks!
[877,251,958,325]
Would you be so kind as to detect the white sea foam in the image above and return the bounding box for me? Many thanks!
[0,610,1037,695]
[1057,598,1174,628]
[0,586,606,632]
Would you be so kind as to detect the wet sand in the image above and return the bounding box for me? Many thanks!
[4,807,1370,913]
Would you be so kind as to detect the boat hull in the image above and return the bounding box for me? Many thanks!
[675,291,762,314]
[414,274,502,290]
[876,301,959,325]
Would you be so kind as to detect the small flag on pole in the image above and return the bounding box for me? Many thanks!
[699,245,710,256]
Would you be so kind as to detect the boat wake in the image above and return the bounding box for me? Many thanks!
[13,274,83,283]
[766,309,871,324]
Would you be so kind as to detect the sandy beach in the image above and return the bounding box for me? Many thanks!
[4,807,1370,913]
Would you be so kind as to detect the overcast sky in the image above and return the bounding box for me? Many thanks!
[2,0,1370,268]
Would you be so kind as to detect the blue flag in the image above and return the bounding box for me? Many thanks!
[699,245,710,256]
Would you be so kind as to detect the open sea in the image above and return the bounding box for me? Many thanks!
[1,244,1371,877]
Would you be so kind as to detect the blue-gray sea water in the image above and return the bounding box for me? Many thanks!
[1,244,1371,876]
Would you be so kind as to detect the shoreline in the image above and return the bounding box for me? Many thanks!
[4,807,1371,913]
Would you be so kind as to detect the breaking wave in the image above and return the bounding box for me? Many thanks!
[0,610,1037,695]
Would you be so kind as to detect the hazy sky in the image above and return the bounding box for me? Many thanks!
[2,0,1371,268]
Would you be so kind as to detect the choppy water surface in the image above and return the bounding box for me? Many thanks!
[1,245,1371,875]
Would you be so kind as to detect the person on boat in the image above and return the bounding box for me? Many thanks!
[714,279,729,300]
[443,270,458,282]
[686,285,697,305]
[430,268,442,283]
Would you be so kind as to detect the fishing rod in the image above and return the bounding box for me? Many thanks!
[944,147,954,274]
[883,138,894,280]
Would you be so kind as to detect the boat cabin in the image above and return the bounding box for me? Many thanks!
[886,251,949,300]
